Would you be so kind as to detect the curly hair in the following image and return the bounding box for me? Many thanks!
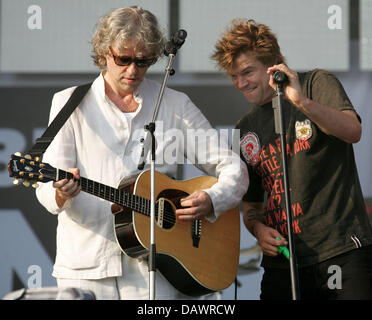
[91,6,165,69]
[212,19,286,73]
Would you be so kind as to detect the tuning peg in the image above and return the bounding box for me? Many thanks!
[34,156,41,162]
[32,182,39,189]
[13,179,21,186]
[24,154,32,160]
[14,152,22,156]
[22,180,30,187]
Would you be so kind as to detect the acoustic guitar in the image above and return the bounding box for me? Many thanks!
[8,153,240,297]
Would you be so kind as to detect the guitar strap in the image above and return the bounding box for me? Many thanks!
[28,82,92,158]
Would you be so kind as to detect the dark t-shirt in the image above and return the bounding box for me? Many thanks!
[236,69,372,268]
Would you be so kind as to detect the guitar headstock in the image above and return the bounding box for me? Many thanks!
[8,152,56,188]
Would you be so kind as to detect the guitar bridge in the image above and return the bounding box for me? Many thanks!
[191,219,202,248]
[157,198,165,228]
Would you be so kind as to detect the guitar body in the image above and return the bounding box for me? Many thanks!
[113,170,240,297]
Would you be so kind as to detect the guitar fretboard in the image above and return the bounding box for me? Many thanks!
[58,170,151,215]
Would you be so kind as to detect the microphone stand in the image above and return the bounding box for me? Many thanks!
[137,30,187,300]
[272,72,300,300]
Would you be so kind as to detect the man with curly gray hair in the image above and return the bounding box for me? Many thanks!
[92,6,165,70]
[91,6,165,110]
[36,6,248,300]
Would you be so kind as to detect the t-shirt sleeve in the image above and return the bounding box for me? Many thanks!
[309,69,361,122]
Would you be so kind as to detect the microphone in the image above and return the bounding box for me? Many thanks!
[273,71,288,84]
[164,29,187,56]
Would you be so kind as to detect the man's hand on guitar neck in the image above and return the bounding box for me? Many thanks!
[54,168,81,208]
[176,190,214,221]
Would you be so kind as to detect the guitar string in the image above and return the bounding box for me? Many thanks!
[82,180,227,243]
[24,163,212,235]
[27,167,231,243]
[60,171,213,235]
[79,177,179,225]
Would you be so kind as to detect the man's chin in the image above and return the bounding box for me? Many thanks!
[243,94,258,106]
[119,80,139,90]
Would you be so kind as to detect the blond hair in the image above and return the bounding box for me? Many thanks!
[212,19,285,73]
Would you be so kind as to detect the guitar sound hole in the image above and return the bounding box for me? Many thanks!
[156,189,188,230]
[156,199,176,230]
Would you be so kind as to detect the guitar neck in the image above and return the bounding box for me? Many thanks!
[58,169,150,215]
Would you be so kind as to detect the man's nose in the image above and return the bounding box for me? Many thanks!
[127,61,139,74]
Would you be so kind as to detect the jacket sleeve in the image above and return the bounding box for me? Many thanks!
[180,96,249,222]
